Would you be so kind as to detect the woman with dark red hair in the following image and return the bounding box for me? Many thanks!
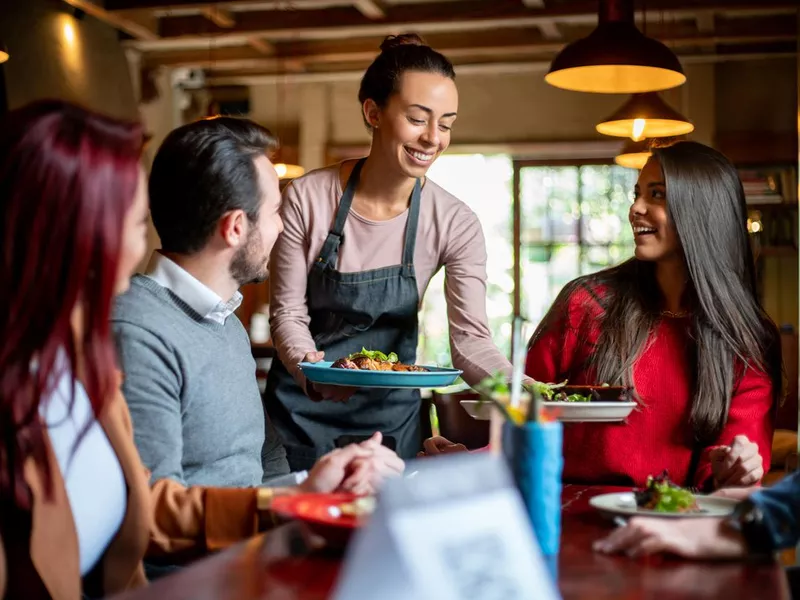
[0,100,403,599]
[0,100,152,598]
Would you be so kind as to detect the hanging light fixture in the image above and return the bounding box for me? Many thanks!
[0,41,9,64]
[596,92,694,140]
[273,72,304,181]
[614,138,652,170]
[545,0,685,94]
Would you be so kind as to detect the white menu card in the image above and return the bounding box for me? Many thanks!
[332,452,561,600]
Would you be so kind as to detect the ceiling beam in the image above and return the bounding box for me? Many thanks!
[206,50,797,85]
[200,6,236,28]
[61,0,159,40]
[696,13,715,33]
[140,21,798,70]
[537,22,561,40]
[352,0,386,19]
[248,37,275,55]
[128,0,800,51]
[107,0,346,9]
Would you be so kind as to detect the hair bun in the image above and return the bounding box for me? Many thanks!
[379,33,427,52]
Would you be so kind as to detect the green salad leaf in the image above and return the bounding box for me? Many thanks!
[347,348,399,363]
[646,480,697,513]
[561,393,591,403]
[472,371,566,400]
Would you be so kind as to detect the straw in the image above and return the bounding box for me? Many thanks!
[509,317,525,412]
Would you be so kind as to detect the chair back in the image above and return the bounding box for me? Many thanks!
[431,390,490,450]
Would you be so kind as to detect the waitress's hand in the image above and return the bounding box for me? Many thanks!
[303,351,358,402]
[417,436,467,457]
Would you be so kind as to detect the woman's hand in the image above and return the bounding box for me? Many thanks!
[417,436,468,457]
[300,433,404,495]
[593,517,747,560]
[339,433,405,494]
[303,351,357,402]
[710,435,764,488]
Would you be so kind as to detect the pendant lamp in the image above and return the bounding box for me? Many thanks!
[273,74,304,181]
[0,41,9,64]
[545,0,685,94]
[596,92,694,140]
[614,138,652,170]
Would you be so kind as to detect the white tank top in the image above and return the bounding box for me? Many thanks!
[40,357,127,576]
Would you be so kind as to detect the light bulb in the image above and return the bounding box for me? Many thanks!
[631,118,646,141]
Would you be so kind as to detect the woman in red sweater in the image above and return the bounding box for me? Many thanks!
[426,141,782,491]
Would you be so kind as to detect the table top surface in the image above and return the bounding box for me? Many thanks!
[115,484,790,600]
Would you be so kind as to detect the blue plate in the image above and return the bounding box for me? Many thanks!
[298,361,463,389]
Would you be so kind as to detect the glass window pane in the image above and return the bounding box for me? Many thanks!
[580,165,638,245]
[521,167,579,243]
[418,154,514,366]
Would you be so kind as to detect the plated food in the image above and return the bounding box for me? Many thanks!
[588,470,736,519]
[332,348,428,372]
[633,471,700,513]
[465,372,636,423]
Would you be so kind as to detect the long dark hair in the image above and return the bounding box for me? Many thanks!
[530,141,782,445]
[0,100,142,509]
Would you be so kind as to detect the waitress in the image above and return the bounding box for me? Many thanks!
[266,33,511,470]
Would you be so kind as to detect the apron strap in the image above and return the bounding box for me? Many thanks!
[317,158,366,266]
[402,177,422,271]
[317,157,422,271]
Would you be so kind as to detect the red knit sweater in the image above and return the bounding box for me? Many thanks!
[525,284,775,489]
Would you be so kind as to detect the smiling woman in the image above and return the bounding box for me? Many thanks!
[265,33,513,470]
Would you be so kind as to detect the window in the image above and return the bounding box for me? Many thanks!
[417,157,637,368]
[518,164,638,326]
[419,155,514,366]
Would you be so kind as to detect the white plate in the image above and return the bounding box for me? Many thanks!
[589,491,738,518]
[459,400,637,423]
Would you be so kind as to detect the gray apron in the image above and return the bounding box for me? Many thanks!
[265,158,423,471]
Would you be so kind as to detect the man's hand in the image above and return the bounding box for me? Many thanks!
[299,433,405,496]
[593,517,747,559]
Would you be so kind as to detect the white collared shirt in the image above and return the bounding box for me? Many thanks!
[144,252,243,325]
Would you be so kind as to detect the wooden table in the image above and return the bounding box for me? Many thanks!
[115,485,790,600]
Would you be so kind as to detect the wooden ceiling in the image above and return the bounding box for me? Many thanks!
[63,0,799,85]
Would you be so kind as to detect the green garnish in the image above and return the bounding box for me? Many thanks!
[472,371,567,400]
[635,472,698,513]
[347,348,399,363]
[561,393,591,403]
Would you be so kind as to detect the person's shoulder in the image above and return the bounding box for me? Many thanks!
[423,177,481,231]
[283,163,341,198]
[555,274,612,326]
[113,275,164,323]
[424,178,472,213]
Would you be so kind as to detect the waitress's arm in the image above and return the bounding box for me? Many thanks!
[269,182,318,394]
[443,208,512,385]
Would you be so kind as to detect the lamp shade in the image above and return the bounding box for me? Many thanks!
[596,92,694,140]
[614,138,652,170]
[544,0,685,94]
[0,42,9,64]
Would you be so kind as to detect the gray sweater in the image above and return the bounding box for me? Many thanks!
[112,275,289,488]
